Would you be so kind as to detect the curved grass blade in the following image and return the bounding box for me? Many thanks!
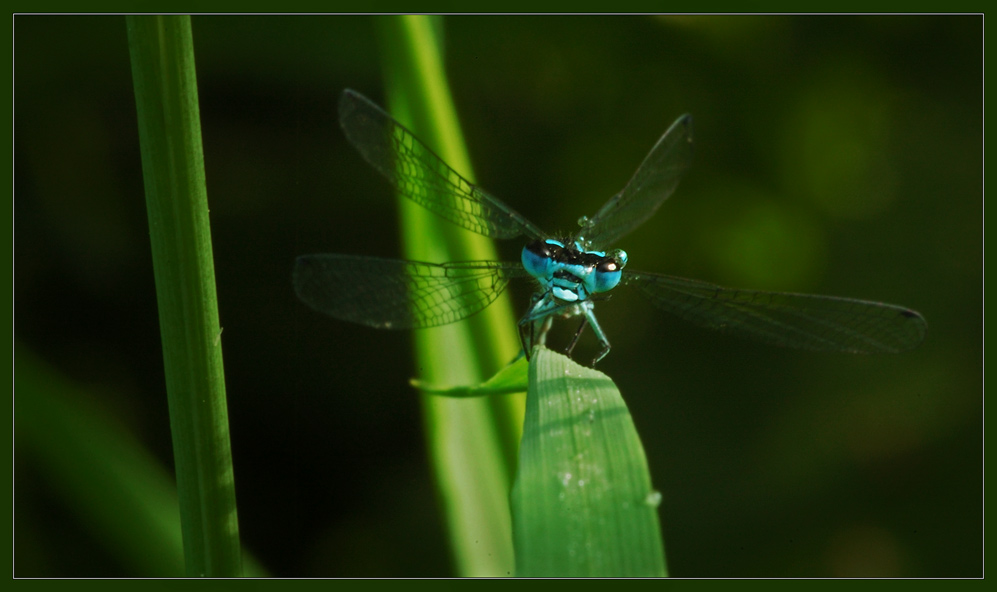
[16,346,270,577]
[293,255,528,329]
[339,89,545,241]
[411,355,529,398]
[17,346,186,576]
[511,346,666,577]
[576,114,693,250]
[624,271,927,353]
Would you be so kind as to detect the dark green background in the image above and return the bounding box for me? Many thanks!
[15,15,981,576]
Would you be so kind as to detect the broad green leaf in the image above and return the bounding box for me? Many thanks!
[512,346,666,577]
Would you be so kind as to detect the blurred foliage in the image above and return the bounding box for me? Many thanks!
[14,15,981,576]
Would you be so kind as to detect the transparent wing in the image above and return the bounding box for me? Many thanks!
[294,254,530,329]
[623,271,926,353]
[339,89,545,241]
[575,114,693,250]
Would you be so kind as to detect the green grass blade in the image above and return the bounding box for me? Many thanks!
[126,16,241,577]
[411,356,529,398]
[374,15,524,576]
[16,346,186,576]
[15,346,268,577]
[512,346,667,577]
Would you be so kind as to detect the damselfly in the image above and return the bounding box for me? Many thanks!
[294,90,926,365]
